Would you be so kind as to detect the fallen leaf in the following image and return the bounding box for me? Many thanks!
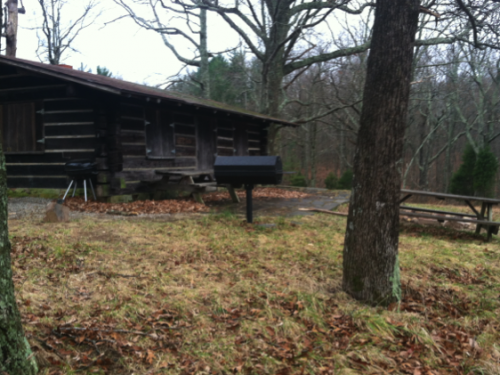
[145,349,155,364]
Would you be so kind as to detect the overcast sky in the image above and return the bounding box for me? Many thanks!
[15,0,240,86]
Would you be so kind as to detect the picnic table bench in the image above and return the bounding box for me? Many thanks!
[399,189,500,241]
[148,169,240,204]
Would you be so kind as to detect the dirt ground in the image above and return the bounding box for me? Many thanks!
[59,187,351,220]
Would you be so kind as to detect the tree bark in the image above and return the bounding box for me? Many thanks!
[199,6,210,99]
[263,56,285,155]
[0,148,38,373]
[6,0,19,57]
[342,0,420,306]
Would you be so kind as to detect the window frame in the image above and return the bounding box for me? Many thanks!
[0,100,44,155]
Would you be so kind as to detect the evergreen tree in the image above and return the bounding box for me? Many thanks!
[78,63,92,73]
[96,66,113,77]
[168,52,254,109]
[291,172,308,187]
[208,55,232,103]
[324,172,338,190]
[450,144,498,197]
[473,146,498,197]
[450,144,477,196]
[227,51,253,108]
[338,169,354,190]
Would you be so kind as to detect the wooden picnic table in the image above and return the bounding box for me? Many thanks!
[399,189,500,241]
[152,169,215,204]
[153,169,240,204]
[155,169,215,179]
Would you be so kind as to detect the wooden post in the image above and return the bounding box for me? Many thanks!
[227,185,240,203]
[475,202,487,234]
[5,0,19,57]
[192,192,204,205]
[486,203,494,242]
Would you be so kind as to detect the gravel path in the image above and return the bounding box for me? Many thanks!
[8,198,97,220]
[8,197,54,220]
[7,197,202,222]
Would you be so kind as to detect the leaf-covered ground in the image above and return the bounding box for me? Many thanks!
[63,188,312,215]
[9,205,500,374]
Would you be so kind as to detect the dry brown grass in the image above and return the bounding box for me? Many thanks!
[8,206,500,375]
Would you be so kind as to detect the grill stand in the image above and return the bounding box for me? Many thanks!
[62,178,97,202]
[245,184,254,223]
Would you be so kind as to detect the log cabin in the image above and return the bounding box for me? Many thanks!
[0,55,296,198]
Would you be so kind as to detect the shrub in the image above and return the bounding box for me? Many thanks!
[450,144,498,197]
[324,172,338,190]
[290,173,308,187]
[450,144,476,196]
[473,146,498,197]
[337,169,353,190]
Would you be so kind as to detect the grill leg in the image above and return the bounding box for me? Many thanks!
[89,179,97,200]
[72,181,78,197]
[63,180,74,201]
[245,184,254,224]
[84,180,88,202]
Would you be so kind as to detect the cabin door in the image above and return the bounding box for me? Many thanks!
[197,116,216,170]
[145,109,174,158]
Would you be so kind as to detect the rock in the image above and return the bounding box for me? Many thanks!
[443,220,473,230]
[415,218,443,227]
[44,199,71,222]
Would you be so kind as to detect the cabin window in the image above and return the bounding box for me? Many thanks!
[0,102,44,154]
[246,125,261,156]
[173,113,196,157]
[216,121,235,156]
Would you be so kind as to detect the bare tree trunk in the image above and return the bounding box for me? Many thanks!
[444,116,456,192]
[309,121,318,187]
[342,0,419,306]
[0,5,3,53]
[340,126,346,173]
[261,3,288,155]
[199,6,210,99]
[6,0,18,57]
[263,60,285,154]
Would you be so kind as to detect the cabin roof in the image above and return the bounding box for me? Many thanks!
[0,55,297,127]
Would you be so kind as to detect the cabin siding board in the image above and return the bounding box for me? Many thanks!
[0,76,60,90]
[6,164,65,176]
[44,98,93,111]
[5,152,94,164]
[0,86,69,102]
[45,124,95,137]
[7,177,68,189]
[122,157,195,169]
[45,137,96,150]
[43,111,94,124]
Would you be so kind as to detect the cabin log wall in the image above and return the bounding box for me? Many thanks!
[0,65,98,190]
[0,63,274,197]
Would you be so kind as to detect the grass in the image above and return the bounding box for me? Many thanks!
[8,207,500,374]
[8,188,64,199]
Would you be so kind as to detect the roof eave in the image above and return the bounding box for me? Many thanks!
[0,56,297,127]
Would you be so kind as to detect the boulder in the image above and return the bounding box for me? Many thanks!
[44,200,71,223]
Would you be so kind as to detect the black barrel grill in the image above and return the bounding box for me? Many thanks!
[214,156,283,223]
[62,160,98,202]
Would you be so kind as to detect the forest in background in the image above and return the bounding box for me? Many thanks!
[3,0,499,195]
[171,42,500,194]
